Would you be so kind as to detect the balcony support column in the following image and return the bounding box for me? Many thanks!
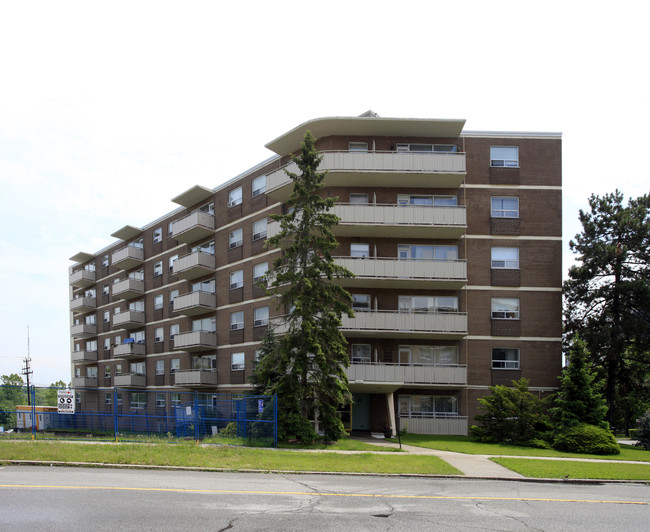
[386,392,396,437]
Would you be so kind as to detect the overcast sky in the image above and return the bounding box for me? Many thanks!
[0,1,648,385]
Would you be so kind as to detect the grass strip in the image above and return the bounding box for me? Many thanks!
[0,441,460,475]
[391,435,650,462]
[491,457,650,480]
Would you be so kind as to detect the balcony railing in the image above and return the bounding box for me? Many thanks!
[70,296,97,313]
[72,376,97,388]
[346,362,467,385]
[172,251,216,281]
[174,369,218,386]
[171,211,215,244]
[70,323,97,338]
[112,246,144,270]
[71,350,98,363]
[113,374,147,387]
[113,310,146,329]
[267,150,466,200]
[397,416,468,436]
[172,330,217,351]
[333,257,466,289]
[113,342,146,359]
[69,269,95,288]
[112,278,145,300]
[173,291,217,316]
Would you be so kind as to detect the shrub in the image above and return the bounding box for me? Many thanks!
[526,438,552,449]
[220,422,238,437]
[553,424,620,455]
[628,428,640,440]
[635,414,650,450]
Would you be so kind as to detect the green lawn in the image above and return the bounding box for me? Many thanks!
[0,441,460,475]
[492,457,650,480]
[391,434,650,462]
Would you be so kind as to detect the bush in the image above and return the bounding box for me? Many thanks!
[635,414,650,450]
[220,422,238,437]
[628,428,640,440]
[553,424,620,455]
[525,438,552,449]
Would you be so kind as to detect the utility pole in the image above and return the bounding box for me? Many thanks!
[22,326,33,406]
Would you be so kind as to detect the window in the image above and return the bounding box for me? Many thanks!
[192,317,216,332]
[349,193,369,204]
[171,393,181,406]
[169,289,179,304]
[192,279,215,293]
[351,344,371,363]
[113,307,121,315]
[113,335,121,346]
[396,143,458,153]
[491,197,519,218]
[397,194,457,206]
[254,349,262,366]
[153,261,163,277]
[130,238,144,249]
[103,311,110,323]
[154,327,163,342]
[192,240,215,255]
[86,340,97,352]
[129,299,144,312]
[352,294,371,312]
[230,311,244,330]
[253,262,268,283]
[491,247,519,269]
[129,330,145,344]
[104,338,110,351]
[193,355,216,371]
[155,360,164,375]
[168,221,174,236]
[85,314,96,325]
[104,392,112,405]
[252,218,267,241]
[398,244,458,260]
[85,288,96,298]
[168,254,178,271]
[104,366,111,378]
[154,294,164,310]
[230,269,244,290]
[398,395,458,418]
[398,345,459,365]
[84,262,95,272]
[130,392,146,409]
[199,201,214,214]
[350,243,369,258]
[170,359,180,373]
[102,254,109,268]
[348,142,368,152]
[156,393,165,407]
[491,298,520,319]
[399,296,459,313]
[75,367,81,378]
[116,393,122,406]
[153,227,162,244]
[170,324,179,339]
[130,361,145,376]
[252,175,266,197]
[86,366,97,378]
[115,363,122,376]
[231,352,245,371]
[228,186,242,207]
[492,348,520,369]
[102,284,109,295]
[229,228,243,249]
[130,269,144,280]
[254,306,269,327]
[490,146,519,167]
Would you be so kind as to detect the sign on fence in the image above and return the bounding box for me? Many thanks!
[57,390,75,414]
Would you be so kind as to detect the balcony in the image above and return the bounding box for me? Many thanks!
[172,251,216,281]
[112,246,144,270]
[70,296,97,313]
[174,369,218,387]
[71,323,97,339]
[71,350,98,363]
[272,311,467,340]
[113,310,146,330]
[114,374,146,387]
[267,151,467,201]
[112,278,145,300]
[173,291,217,316]
[333,257,466,289]
[171,211,215,244]
[69,269,95,288]
[72,376,97,388]
[346,362,466,387]
[397,416,468,436]
[113,342,146,359]
[172,331,217,352]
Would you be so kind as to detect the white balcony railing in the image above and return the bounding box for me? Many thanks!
[111,246,144,269]
[174,369,218,386]
[71,350,98,363]
[346,362,466,385]
[398,416,468,436]
[112,278,145,299]
[114,374,146,387]
[173,330,217,351]
[70,296,97,312]
[113,310,145,329]
[173,291,217,315]
[172,251,216,280]
[171,211,215,243]
[113,342,146,358]
[69,269,95,287]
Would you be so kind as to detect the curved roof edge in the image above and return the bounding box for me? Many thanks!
[265,116,466,156]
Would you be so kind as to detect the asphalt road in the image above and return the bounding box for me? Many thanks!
[0,466,648,531]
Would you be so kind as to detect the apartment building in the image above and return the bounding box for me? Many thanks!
[69,113,562,436]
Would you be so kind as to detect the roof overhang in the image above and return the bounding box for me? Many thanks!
[266,116,466,156]
[111,225,143,241]
[171,185,214,208]
[69,251,95,263]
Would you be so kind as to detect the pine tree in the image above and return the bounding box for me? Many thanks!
[552,336,608,430]
[251,131,354,442]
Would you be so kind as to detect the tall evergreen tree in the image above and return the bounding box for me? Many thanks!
[552,335,608,430]
[564,190,650,426]
[250,131,354,442]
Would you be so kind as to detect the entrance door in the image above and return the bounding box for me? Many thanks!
[352,393,370,431]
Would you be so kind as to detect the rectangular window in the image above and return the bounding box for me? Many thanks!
[192,240,215,255]
[228,186,242,207]
[491,247,519,269]
[153,227,162,244]
[397,194,457,206]
[398,244,458,260]
[129,330,145,344]
[254,349,262,365]
[103,284,109,295]
[252,218,267,241]
[490,146,519,167]
[104,392,112,405]
[129,299,144,312]
[85,315,96,325]
[86,366,97,378]
[230,311,244,330]
[170,324,179,339]
[231,352,245,371]
[252,175,266,197]
[116,393,122,406]
[352,294,371,312]
[253,262,268,282]
[86,340,97,352]
[169,289,179,304]
[254,306,269,327]
[155,360,164,375]
[154,327,164,343]
[230,269,244,289]
[399,296,459,313]
[491,197,519,218]
[154,294,164,310]
[130,238,143,249]
[398,345,459,365]
[349,142,368,152]
[102,254,109,267]
[229,228,243,249]
[156,393,165,407]
[130,361,145,376]
[130,392,146,409]
[350,243,369,258]
[168,221,174,236]
[168,254,178,271]
[192,279,215,293]
[103,311,110,323]
[492,347,520,369]
[193,355,216,371]
[199,201,214,215]
[491,298,520,319]
[170,359,180,373]
[129,269,144,281]
[398,395,458,418]
[104,338,111,351]
[153,261,163,277]
[349,193,369,204]
[192,317,216,332]
[171,393,181,406]
[114,363,122,376]
[351,344,371,363]
[104,366,111,378]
